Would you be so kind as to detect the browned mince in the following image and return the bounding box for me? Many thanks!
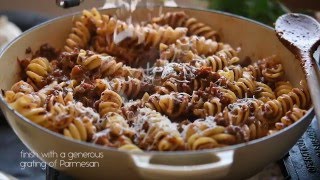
[18,58,30,81]
[74,82,101,108]
[240,56,252,67]
[214,113,230,127]
[58,50,79,77]
[177,119,191,132]
[134,47,160,68]
[34,44,60,61]
[205,85,230,105]
[226,125,247,143]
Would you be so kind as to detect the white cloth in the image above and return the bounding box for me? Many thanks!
[0,16,22,50]
[0,171,17,180]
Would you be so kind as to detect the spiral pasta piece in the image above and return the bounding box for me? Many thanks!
[133,108,184,151]
[100,54,144,79]
[48,102,74,129]
[289,83,311,109]
[274,81,293,97]
[10,80,35,94]
[190,48,240,72]
[76,50,144,79]
[243,62,262,80]
[36,81,74,103]
[64,21,90,52]
[261,57,285,82]
[227,73,256,98]
[64,8,101,52]
[240,118,269,140]
[159,43,196,63]
[156,71,213,94]
[254,82,276,102]
[152,62,197,82]
[224,103,250,126]
[90,14,119,53]
[152,11,219,41]
[190,76,215,93]
[155,78,181,95]
[63,116,96,141]
[222,98,264,126]
[190,90,224,118]
[82,8,102,26]
[95,14,119,40]
[93,129,134,148]
[114,23,187,49]
[217,65,244,81]
[258,81,310,124]
[182,117,236,150]
[94,112,134,140]
[275,106,307,131]
[46,91,74,110]
[242,58,282,82]
[8,93,49,126]
[215,45,240,65]
[104,41,139,65]
[95,17,161,67]
[4,91,25,104]
[259,99,283,124]
[206,86,238,105]
[91,35,107,53]
[110,77,145,100]
[146,92,191,119]
[99,89,123,116]
[94,78,111,93]
[48,100,99,133]
[154,64,241,96]
[77,49,102,70]
[26,57,52,89]
[99,54,124,77]
[191,55,227,72]
[193,97,223,118]
[160,36,219,61]
[144,24,187,47]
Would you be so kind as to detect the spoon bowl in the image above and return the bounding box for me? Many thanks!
[276,13,320,50]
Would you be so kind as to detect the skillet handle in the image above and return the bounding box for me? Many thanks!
[131,150,234,180]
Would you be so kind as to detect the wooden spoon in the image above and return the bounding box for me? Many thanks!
[275,13,320,127]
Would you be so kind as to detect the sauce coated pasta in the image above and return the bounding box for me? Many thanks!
[3,8,311,151]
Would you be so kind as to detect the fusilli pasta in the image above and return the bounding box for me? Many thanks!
[152,11,219,41]
[64,8,101,52]
[26,57,52,89]
[3,9,311,152]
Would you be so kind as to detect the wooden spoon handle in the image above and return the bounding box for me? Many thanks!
[304,56,320,127]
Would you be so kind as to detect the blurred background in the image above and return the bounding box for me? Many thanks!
[0,0,319,25]
[0,0,319,48]
[0,0,319,180]
[206,0,320,25]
